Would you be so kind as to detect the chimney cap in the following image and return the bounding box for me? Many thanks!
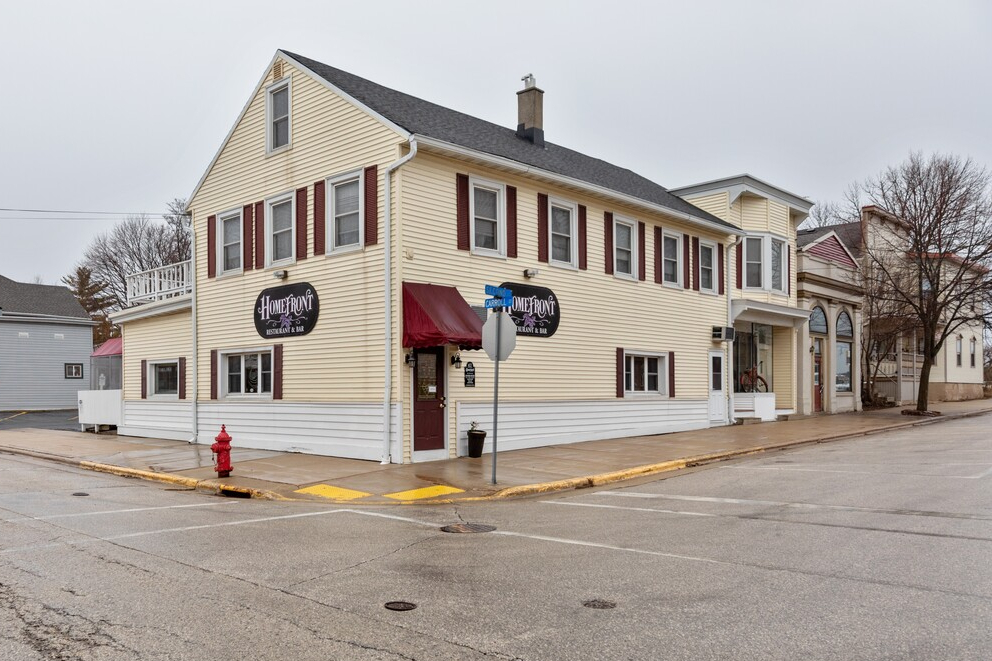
[521,73,536,90]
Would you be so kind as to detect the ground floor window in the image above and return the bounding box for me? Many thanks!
[836,342,852,392]
[149,361,178,396]
[64,363,83,379]
[623,351,668,395]
[733,323,773,392]
[225,352,272,396]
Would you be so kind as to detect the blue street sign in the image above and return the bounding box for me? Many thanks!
[484,295,513,309]
[485,284,511,298]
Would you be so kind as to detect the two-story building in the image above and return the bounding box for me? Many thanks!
[113,51,811,462]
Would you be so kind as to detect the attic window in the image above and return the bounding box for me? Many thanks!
[266,78,291,153]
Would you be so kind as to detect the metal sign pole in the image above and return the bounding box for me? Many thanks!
[491,307,501,485]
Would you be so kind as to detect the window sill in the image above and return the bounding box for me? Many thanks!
[624,391,669,398]
[613,272,637,282]
[148,394,180,401]
[266,258,296,269]
[327,244,363,257]
[265,144,292,158]
[699,288,720,296]
[662,281,682,290]
[221,394,274,402]
[217,269,243,280]
[550,260,578,271]
[471,249,507,260]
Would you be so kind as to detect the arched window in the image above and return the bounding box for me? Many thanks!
[836,311,853,338]
[809,307,828,335]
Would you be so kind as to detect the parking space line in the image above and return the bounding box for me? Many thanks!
[0,411,28,423]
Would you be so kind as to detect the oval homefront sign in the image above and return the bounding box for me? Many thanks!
[499,281,561,338]
[253,283,319,338]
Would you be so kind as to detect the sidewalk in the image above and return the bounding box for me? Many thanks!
[2,400,990,504]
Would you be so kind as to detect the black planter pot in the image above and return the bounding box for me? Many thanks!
[467,430,486,458]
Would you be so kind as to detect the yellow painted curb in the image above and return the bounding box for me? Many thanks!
[80,461,201,488]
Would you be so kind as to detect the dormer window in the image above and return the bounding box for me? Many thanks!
[266,78,291,153]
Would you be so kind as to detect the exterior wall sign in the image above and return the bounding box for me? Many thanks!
[499,282,561,338]
[253,283,320,338]
[464,362,476,387]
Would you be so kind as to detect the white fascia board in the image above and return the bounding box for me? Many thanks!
[110,296,191,324]
[414,135,741,239]
[0,313,96,326]
[671,174,814,217]
[731,298,810,328]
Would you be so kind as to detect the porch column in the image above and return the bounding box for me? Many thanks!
[797,306,812,415]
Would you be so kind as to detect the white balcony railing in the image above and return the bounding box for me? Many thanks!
[126,261,192,305]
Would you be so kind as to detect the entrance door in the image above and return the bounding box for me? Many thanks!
[812,338,823,412]
[413,348,446,452]
[708,350,727,423]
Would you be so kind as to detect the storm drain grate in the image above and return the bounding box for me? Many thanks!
[384,601,417,611]
[582,599,617,610]
[71,492,89,497]
[440,523,496,534]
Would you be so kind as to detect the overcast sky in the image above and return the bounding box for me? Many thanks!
[2,0,990,285]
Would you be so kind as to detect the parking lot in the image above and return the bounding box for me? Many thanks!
[0,410,80,432]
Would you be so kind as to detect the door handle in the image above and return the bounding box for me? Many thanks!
[439,396,446,409]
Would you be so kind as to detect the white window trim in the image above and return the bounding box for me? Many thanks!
[325,169,365,255]
[742,233,789,294]
[548,196,578,269]
[662,230,682,288]
[265,191,296,268]
[64,363,83,379]
[613,216,638,280]
[622,349,670,397]
[469,176,506,258]
[147,359,179,400]
[265,77,292,155]
[218,346,275,400]
[698,239,718,294]
[217,208,243,277]
[770,237,787,294]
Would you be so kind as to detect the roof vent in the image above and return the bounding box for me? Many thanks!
[516,73,544,147]
[273,60,284,81]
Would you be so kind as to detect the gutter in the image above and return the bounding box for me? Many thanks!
[382,138,419,464]
[0,312,97,326]
[727,235,745,424]
[189,217,199,444]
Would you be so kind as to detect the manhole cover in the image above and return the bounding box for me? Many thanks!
[582,599,617,609]
[384,601,417,611]
[71,492,90,497]
[440,523,496,534]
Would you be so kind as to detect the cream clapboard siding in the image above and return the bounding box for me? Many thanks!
[684,192,728,220]
[397,152,733,460]
[772,326,795,409]
[189,56,405,404]
[121,309,192,400]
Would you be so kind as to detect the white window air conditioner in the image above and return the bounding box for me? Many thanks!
[711,326,736,342]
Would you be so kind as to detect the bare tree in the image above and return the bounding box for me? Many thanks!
[859,256,917,407]
[801,187,863,229]
[859,152,992,411]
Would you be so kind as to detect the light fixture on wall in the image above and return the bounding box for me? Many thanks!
[404,352,415,367]
[523,268,540,279]
[450,352,462,369]
[273,269,288,280]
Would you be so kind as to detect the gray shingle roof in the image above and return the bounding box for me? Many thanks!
[0,275,89,318]
[281,51,737,233]
[797,221,863,258]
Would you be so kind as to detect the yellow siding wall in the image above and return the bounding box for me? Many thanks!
[684,192,728,220]
[189,56,405,403]
[772,326,795,409]
[122,309,192,400]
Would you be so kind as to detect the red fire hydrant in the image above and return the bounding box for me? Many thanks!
[211,425,233,478]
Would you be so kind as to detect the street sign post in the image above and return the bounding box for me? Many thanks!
[481,285,515,484]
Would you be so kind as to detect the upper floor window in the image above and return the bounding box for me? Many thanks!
[267,193,295,265]
[956,337,963,367]
[218,210,242,274]
[65,363,83,379]
[663,232,681,286]
[266,79,291,153]
[699,241,716,293]
[614,217,637,279]
[470,178,505,256]
[744,237,763,288]
[549,199,577,267]
[327,171,363,252]
[771,239,785,291]
[971,338,977,368]
[809,306,828,334]
[743,234,788,293]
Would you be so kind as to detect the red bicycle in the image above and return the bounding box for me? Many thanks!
[739,367,768,393]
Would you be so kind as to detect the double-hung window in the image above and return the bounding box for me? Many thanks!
[218,210,242,274]
[956,337,963,367]
[971,338,977,368]
[549,199,577,267]
[744,237,763,288]
[699,241,717,292]
[624,351,668,395]
[149,360,178,397]
[327,171,363,252]
[470,178,505,256]
[771,239,785,291]
[266,79,291,153]
[614,218,636,278]
[743,235,788,293]
[267,193,295,265]
[663,232,681,286]
[225,351,272,397]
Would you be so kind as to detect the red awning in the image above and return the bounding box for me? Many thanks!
[403,282,482,349]
[91,337,123,357]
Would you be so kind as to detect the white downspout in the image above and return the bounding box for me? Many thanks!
[727,235,744,424]
[189,215,198,444]
[382,138,419,464]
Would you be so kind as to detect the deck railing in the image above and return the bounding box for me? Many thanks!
[126,261,192,305]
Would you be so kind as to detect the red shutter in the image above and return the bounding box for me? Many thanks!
[578,205,587,270]
[604,212,614,274]
[537,193,549,263]
[273,344,283,400]
[654,227,662,283]
[206,215,216,278]
[456,173,470,251]
[364,165,378,246]
[140,360,147,399]
[296,187,308,260]
[683,233,690,289]
[616,348,625,398]
[638,222,646,281]
[692,236,700,291]
[718,242,725,295]
[313,180,326,255]
[736,242,743,289]
[178,357,186,400]
[242,205,254,271]
[254,202,265,269]
[787,248,792,296]
[210,350,217,400]
[506,185,517,258]
[668,352,676,398]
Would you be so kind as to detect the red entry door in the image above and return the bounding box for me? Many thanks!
[813,338,823,412]
[413,348,446,452]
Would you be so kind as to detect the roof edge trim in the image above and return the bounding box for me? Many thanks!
[110,296,192,324]
[671,174,814,217]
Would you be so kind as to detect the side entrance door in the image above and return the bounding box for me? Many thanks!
[708,350,727,423]
[813,338,823,412]
[413,348,446,452]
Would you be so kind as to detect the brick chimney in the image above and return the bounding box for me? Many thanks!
[516,73,544,147]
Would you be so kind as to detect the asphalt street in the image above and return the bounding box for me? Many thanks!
[0,410,80,432]
[1,414,990,660]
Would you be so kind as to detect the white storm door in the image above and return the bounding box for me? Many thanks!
[708,350,727,423]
